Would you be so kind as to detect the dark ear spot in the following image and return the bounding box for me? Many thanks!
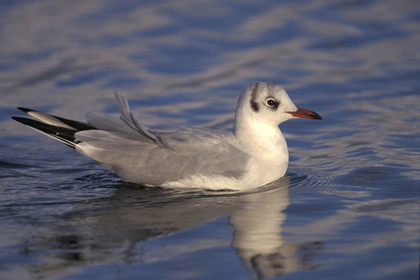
[250,83,260,112]
[250,100,259,112]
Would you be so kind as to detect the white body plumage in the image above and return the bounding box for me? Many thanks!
[13,82,321,190]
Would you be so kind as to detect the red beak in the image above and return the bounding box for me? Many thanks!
[287,107,322,120]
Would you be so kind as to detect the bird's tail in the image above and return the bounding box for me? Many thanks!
[11,108,95,149]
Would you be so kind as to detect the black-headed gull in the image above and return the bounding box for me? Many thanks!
[12,82,321,190]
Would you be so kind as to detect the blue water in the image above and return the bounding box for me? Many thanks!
[1,0,419,279]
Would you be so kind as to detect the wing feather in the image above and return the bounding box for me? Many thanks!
[75,128,249,185]
[13,92,249,187]
[113,91,158,142]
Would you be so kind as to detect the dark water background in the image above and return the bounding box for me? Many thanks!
[1,0,419,279]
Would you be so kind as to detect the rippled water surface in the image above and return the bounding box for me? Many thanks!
[1,0,419,279]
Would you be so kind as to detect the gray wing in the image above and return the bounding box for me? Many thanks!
[75,127,249,185]
[113,91,159,142]
[75,92,249,185]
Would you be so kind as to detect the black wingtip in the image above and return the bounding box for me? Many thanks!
[11,116,78,149]
[11,116,28,123]
[14,107,96,131]
[17,107,35,113]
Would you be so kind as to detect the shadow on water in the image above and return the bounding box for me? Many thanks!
[18,175,321,279]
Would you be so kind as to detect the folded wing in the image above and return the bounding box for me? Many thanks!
[12,92,249,186]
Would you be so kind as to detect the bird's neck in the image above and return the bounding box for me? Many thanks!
[234,119,289,185]
[234,118,288,157]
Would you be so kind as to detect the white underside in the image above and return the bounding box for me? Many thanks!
[159,155,288,190]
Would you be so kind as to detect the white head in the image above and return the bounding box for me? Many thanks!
[235,82,322,131]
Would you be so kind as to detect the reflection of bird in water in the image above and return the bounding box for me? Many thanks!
[12,82,321,190]
[230,177,293,278]
[230,175,322,278]
[20,176,321,279]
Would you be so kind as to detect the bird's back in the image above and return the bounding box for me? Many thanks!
[75,124,250,187]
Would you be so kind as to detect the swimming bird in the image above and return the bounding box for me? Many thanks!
[12,82,321,190]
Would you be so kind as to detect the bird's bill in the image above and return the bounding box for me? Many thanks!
[287,107,322,120]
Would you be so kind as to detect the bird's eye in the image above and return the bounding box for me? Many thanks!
[266,98,277,107]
